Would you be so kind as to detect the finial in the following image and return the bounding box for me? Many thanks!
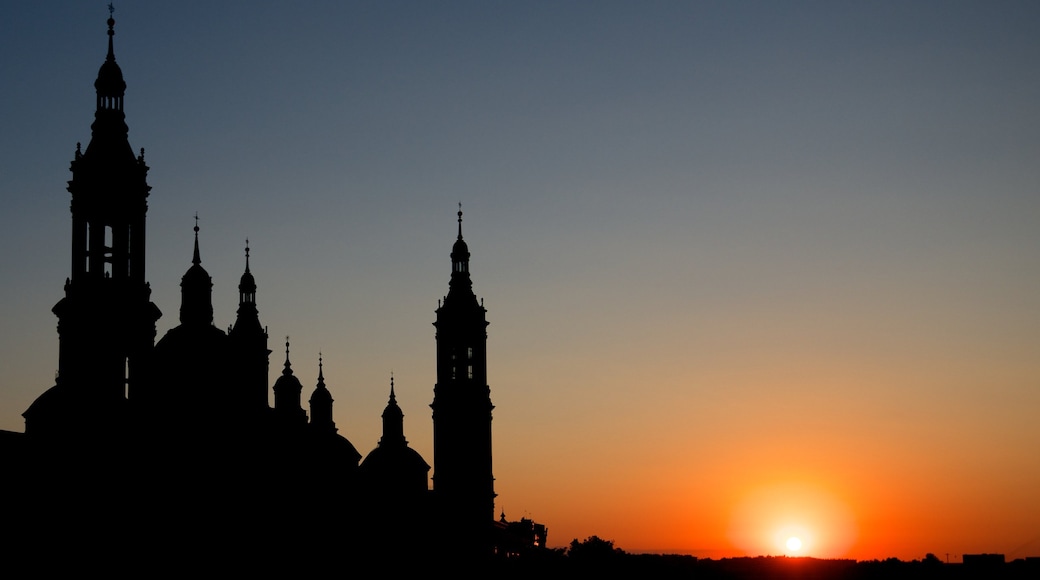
[106,5,116,61]
[244,239,251,272]
[192,214,201,266]
[457,201,464,240]
[317,352,326,386]
[282,336,292,374]
[390,372,396,399]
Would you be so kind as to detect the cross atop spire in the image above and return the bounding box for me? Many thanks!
[192,213,201,266]
[457,201,464,240]
[282,336,293,375]
[106,6,116,62]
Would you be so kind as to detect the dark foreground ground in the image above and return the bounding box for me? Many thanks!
[488,552,1040,579]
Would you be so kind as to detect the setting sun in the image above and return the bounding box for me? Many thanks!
[728,481,857,558]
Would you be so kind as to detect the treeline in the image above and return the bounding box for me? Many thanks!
[488,536,1040,579]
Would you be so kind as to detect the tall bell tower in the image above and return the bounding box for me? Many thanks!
[431,205,495,554]
[26,14,161,436]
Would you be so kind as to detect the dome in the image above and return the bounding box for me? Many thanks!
[273,370,304,396]
[310,384,332,405]
[179,262,214,326]
[361,444,430,473]
[238,269,256,293]
[95,58,126,98]
[182,262,211,287]
[179,223,213,326]
[325,432,363,465]
[94,18,126,98]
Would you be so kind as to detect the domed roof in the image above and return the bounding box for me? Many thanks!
[451,204,470,257]
[182,262,211,288]
[310,381,332,404]
[95,57,126,98]
[179,223,214,326]
[238,269,256,293]
[324,432,363,465]
[360,444,430,473]
[153,322,229,374]
[94,18,126,98]
[273,364,304,393]
[238,240,256,293]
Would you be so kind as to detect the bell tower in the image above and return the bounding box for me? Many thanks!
[431,205,495,553]
[27,14,161,436]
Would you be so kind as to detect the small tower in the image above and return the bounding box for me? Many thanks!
[381,375,405,447]
[147,222,232,423]
[308,354,336,435]
[179,218,214,326]
[431,205,495,553]
[273,338,307,426]
[359,375,432,552]
[25,15,161,437]
[361,374,430,492]
[230,240,270,412]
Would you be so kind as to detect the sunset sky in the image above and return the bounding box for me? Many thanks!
[2,1,1040,561]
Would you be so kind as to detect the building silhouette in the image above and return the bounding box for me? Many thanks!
[1,16,544,569]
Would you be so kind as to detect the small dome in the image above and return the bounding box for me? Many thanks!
[310,384,332,405]
[361,444,430,473]
[273,370,304,394]
[95,58,126,98]
[238,270,256,293]
[182,262,211,286]
[95,18,126,98]
[179,262,214,326]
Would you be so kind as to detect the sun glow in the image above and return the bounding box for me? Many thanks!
[728,481,857,558]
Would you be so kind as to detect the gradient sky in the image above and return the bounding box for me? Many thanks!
[2,1,1040,561]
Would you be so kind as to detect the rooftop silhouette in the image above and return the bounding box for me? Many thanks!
[0,15,545,571]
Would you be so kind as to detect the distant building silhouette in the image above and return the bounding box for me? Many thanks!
[0,16,544,568]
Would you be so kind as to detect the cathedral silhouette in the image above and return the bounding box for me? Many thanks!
[1,16,546,569]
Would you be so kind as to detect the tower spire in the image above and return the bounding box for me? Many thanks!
[273,336,306,425]
[447,205,475,300]
[192,214,201,266]
[179,216,214,326]
[229,238,268,411]
[309,351,336,435]
[380,372,405,445]
[106,5,116,63]
[457,201,464,240]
